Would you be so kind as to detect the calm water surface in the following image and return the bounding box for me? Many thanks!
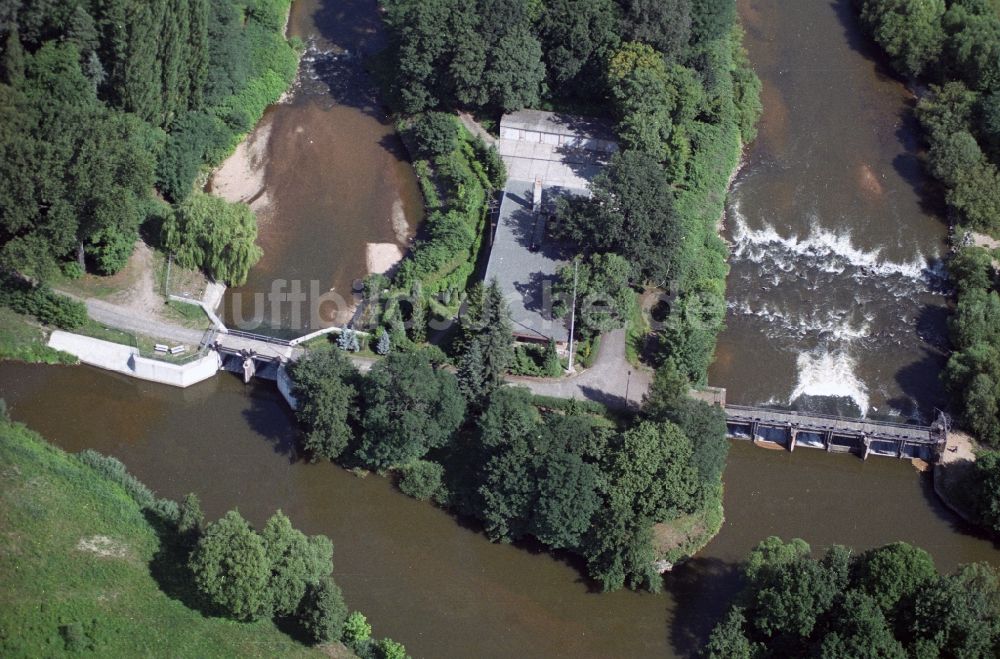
[710,0,950,419]
[3,362,997,657]
[220,0,423,335]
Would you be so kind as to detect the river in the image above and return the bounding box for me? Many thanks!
[3,361,998,658]
[710,0,950,420]
[1,1,991,657]
[218,0,424,337]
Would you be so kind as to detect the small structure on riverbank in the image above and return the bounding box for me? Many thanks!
[487,111,618,347]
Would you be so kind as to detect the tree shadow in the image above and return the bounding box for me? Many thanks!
[666,556,744,656]
[239,378,302,464]
[579,384,628,410]
[143,508,222,618]
[309,0,387,57]
[828,0,902,83]
[914,462,1000,549]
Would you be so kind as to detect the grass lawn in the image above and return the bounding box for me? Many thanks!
[0,419,320,657]
[652,487,725,564]
[0,307,76,365]
[164,299,211,329]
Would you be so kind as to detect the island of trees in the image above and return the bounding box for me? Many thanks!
[374,0,761,386]
[857,0,1000,532]
[705,536,1000,658]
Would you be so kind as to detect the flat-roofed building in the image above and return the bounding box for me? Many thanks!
[485,111,618,347]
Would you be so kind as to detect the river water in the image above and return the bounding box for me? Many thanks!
[1,1,991,657]
[2,362,998,657]
[219,0,424,337]
[710,0,950,420]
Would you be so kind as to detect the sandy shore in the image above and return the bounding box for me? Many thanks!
[366,243,404,275]
[209,121,273,211]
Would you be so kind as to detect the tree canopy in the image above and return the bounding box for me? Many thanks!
[356,351,466,469]
[706,537,1000,658]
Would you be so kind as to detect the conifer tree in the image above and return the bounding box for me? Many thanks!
[376,328,391,355]
[457,279,514,405]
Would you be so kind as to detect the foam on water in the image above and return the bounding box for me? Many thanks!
[727,301,871,342]
[730,204,932,282]
[790,350,870,414]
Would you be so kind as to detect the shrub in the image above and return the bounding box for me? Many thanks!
[342,611,372,647]
[0,275,88,330]
[397,460,444,500]
[76,450,155,508]
[297,578,348,644]
[410,112,459,161]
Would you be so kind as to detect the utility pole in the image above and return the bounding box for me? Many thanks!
[566,257,579,373]
[625,369,632,409]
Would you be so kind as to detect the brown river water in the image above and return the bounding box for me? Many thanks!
[710,0,951,421]
[3,362,998,657]
[219,0,424,337]
[2,1,995,657]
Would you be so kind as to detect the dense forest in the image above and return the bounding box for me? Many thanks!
[858,0,1000,504]
[0,0,298,285]
[705,537,1000,658]
[291,282,730,592]
[379,0,762,385]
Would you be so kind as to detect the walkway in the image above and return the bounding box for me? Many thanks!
[73,293,643,403]
[509,329,652,409]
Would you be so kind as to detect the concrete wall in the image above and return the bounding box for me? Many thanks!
[49,331,221,388]
[276,364,299,410]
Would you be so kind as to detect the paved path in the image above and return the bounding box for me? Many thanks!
[508,329,651,409]
[77,293,643,405]
[85,298,204,344]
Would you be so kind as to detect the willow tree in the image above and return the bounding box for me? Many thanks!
[162,191,262,285]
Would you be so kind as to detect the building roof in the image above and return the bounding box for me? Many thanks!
[484,179,589,343]
[500,110,617,142]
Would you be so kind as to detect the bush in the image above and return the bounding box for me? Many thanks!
[76,450,155,508]
[409,112,460,161]
[341,611,372,647]
[297,578,348,644]
[0,275,88,330]
[397,460,444,500]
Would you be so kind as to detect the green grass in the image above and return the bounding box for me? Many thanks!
[165,299,210,327]
[653,486,725,564]
[0,419,320,657]
[73,319,139,348]
[0,307,77,365]
[72,320,203,364]
[625,298,649,368]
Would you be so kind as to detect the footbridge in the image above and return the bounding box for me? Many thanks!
[724,404,947,460]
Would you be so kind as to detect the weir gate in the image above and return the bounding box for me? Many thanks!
[724,404,947,461]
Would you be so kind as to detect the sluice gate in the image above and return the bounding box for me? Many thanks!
[724,404,947,461]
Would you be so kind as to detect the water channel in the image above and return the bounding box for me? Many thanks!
[2,0,994,657]
[710,0,951,420]
[2,362,997,657]
[218,0,424,337]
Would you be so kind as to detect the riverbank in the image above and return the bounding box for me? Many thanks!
[0,418,322,657]
[934,431,981,526]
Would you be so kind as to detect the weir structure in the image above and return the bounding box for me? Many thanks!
[723,404,948,461]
